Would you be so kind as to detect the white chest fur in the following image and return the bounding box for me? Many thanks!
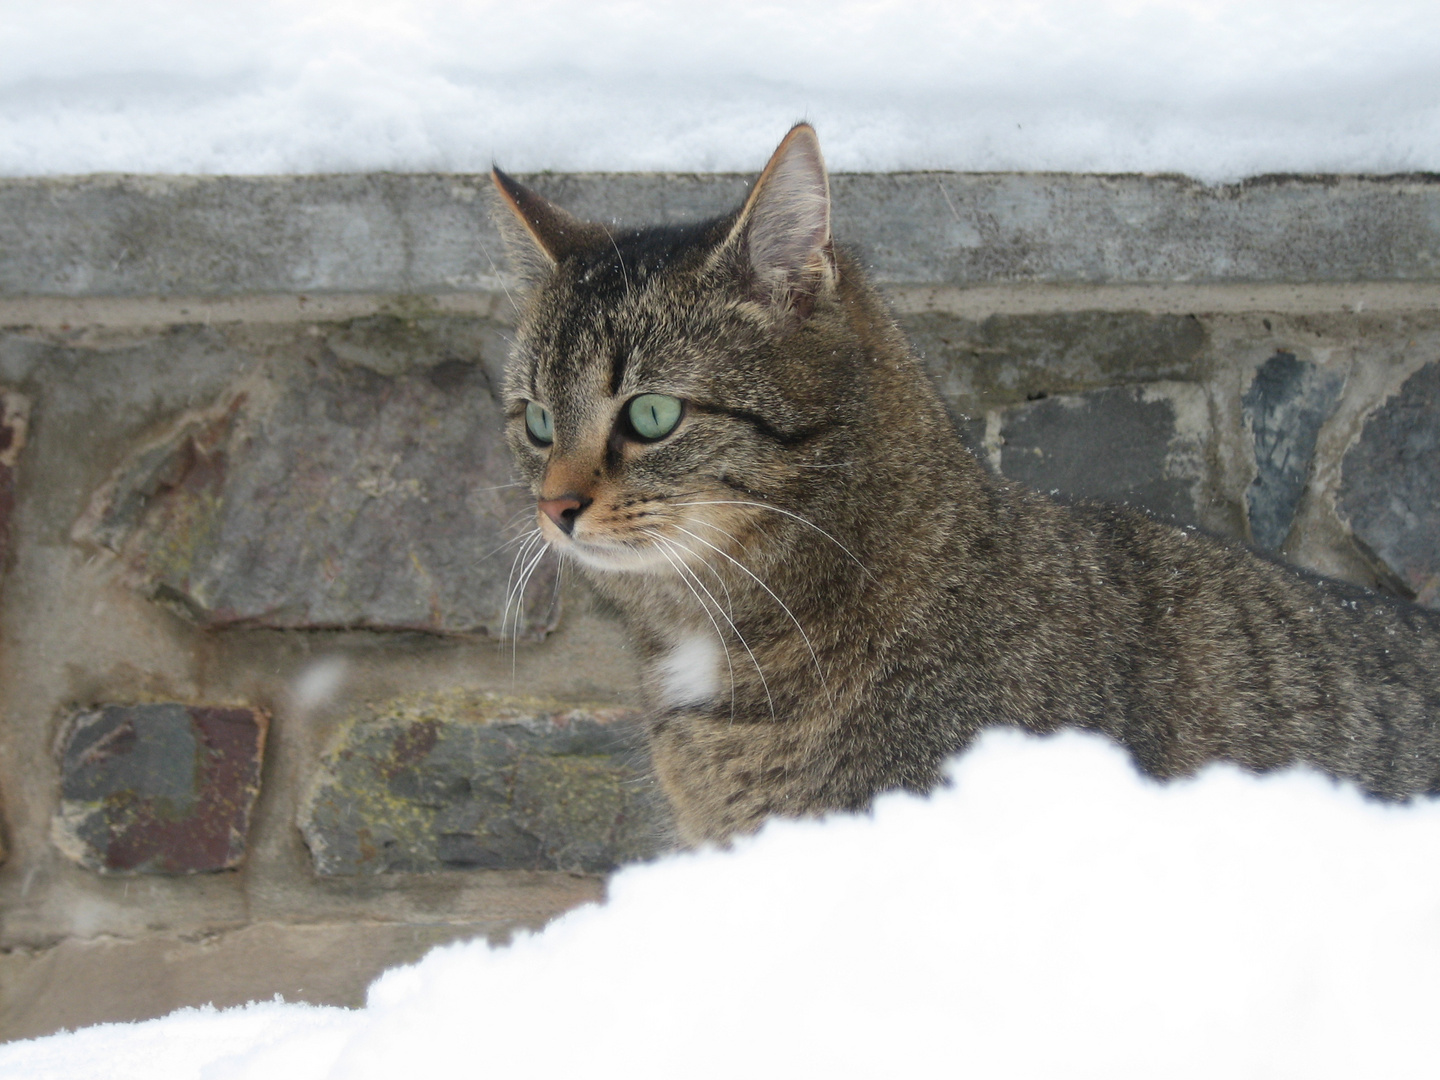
[653,633,720,708]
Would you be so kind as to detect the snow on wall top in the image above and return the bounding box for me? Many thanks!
[1,0,1438,181]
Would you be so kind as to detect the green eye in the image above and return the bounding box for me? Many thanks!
[525,401,554,445]
[627,394,683,441]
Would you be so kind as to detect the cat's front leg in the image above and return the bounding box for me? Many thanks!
[647,711,824,845]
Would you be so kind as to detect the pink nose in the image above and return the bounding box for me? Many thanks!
[538,494,591,536]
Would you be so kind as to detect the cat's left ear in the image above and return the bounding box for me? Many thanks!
[491,166,607,276]
[718,123,836,325]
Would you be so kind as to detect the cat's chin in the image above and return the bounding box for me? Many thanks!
[559,537,675,575]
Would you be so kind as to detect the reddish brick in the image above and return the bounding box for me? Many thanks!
[54,704,269,874]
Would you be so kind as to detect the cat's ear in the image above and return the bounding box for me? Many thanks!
[490,166,606,274]
[719,123,836,324]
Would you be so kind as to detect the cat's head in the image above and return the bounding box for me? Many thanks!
[491,125,860,576]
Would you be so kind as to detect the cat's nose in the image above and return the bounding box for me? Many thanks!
[538,494,592,536]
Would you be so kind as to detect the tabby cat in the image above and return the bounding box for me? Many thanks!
[492,124,1440,844]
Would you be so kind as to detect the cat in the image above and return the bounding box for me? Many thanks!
[491,124,1440,845]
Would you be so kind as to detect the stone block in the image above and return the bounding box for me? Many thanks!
[1338,361,1440,607]
[997,382,1213,527]
[1243,352,1345,551]
[0,388,28,575]
[299,693,667,876]
[909,311,1209,410]
[0,388,29,867]
[76,332,557,637]
[53,704,269,874]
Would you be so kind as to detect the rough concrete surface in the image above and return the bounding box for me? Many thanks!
[0,919,525,1042]
[1,170,1438,1043]
[4,173,1440,299]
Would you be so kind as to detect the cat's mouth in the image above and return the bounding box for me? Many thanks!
[545,516,735,578]
[534,489,755,577]
[547,531,677,574]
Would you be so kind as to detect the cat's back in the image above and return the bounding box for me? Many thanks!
[912,491,1440,795]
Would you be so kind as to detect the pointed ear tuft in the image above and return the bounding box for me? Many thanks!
[490,167,605,273]
[724,124,835,321]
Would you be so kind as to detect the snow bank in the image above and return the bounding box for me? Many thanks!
[5,729,1440,1080]
[1,1,1438,179]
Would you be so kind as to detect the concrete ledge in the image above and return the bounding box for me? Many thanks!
[4,173,1440,298]
[0,919,509,1041]
[3,281,1439,334]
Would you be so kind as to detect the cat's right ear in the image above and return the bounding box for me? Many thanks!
[717,123,836,326]
[490,167,605,276]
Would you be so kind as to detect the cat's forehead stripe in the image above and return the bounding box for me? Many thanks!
[524,214,730,419]
[536,280,672,405]
[535,304,611,411]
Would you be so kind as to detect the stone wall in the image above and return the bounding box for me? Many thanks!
[1,172,1438,1041]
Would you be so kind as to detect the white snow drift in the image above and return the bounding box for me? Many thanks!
[5,730,1440,1079]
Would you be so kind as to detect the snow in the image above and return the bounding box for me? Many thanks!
[6,729,1440,1079]
[1,1,1438,180]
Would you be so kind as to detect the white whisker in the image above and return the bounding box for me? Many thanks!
[547,546,564,623]
[476,524,541,566]
[499,506,540,533]
[508,542,551,676]
[647,536,741,721]
[670,523,834,708]
[677,516,748,554]
[606,227,633,297]
[666,527,738,616]
[675,499,873,579]
[499,531,540,634]
[645,530,776,722]
[499,531,545,649]
[477,238,521,316]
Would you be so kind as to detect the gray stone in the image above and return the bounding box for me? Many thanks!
[77,330,557,637]
[0,388,28,867]
[1243,352,1345,551]
[0,388,27,573]
[53,704,269,874]
[299,693,667,876]
[5,173,1440,299]
[908,311,1209,410]
[998,382,1213,526]
[1338,361,1440,607]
